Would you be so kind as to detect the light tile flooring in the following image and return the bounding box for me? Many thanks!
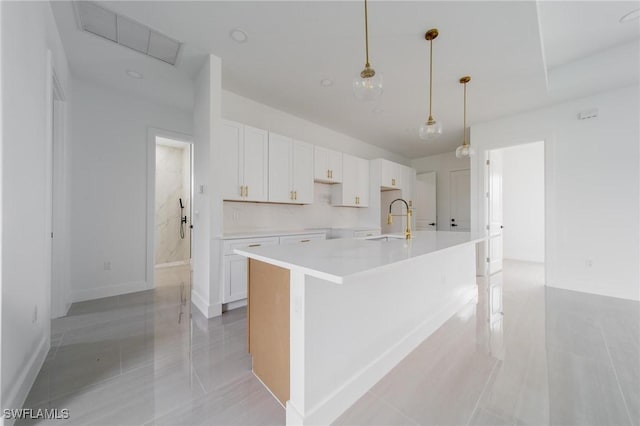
[21,261,639,425]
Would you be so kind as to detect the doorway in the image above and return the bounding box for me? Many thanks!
[449,169,471,231]
[486,141,545,275]
[154,137,192,270]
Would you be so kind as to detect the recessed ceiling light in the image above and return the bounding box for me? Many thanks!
[125,69,143,79]
[320,79,333,87]
[372,107,384,114]
[620,8,640,23]
[230,28,248,43]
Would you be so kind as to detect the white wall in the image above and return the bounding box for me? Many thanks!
[410,152,470,231]
[69,79,192,302]
[471,85,639,301]
[1,0,71,413]
[220,90,408,233]
[501,142,545,262]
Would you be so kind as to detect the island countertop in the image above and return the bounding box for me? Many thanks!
[234,230,484,284]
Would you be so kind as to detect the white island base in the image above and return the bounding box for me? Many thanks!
[236,232,480,425]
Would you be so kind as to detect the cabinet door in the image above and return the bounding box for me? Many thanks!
[339,153,358,206]
[292,140,314,204]
[224,254,248,303]
[314,146,330,182]
[380,159,402,190]
[268,132,293,203]
[243,126,269,202]
[220,120,244,200]
[328,149,343,183]
[356,157,370,207]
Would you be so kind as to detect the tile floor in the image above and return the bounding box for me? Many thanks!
[20,261,639,425]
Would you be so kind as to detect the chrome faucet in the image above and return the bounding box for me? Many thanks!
[387,198,412,240]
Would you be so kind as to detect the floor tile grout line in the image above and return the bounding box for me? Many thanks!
[365,391,420,426]
[598,324,635,426]
[465,358,501,426]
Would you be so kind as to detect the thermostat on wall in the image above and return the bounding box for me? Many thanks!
[577,108,598,120]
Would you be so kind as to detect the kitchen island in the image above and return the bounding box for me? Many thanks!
[235,231,483,425]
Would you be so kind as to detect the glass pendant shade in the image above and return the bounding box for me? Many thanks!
[353,70,383,101]
[418,118,443,140]
[455,144,474,159]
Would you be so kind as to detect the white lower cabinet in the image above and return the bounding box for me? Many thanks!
[222,232,326,304]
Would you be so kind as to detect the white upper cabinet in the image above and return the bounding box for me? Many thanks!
[380,159,404,190]
[314,146,343,184]
[268,133,314,204]
[220,120,268,202]
[332,154,369,207]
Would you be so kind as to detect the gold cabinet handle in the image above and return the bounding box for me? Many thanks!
[327,169,331,179]
[246,186,248,197]
[240,186,244,197]
[392,178,396,186]
[290,190,293,200]
[248,244,261,247]
[329,170,333,179]
[294,191,298,200]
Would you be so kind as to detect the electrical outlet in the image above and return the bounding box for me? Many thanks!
[104,261,112,271]
[33,305,38,324]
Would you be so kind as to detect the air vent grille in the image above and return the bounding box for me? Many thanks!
[75,1,181,66]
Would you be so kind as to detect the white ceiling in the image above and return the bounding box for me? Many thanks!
[52,1,640,159]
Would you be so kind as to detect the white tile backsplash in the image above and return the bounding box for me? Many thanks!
[223,183,368,233]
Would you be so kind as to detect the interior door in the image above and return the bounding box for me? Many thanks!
[449,169,471,231]
[415,172,436,230]
[487,150,504,274]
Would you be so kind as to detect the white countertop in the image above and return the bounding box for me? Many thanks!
[222,229,328,240]
[234,231,484,284]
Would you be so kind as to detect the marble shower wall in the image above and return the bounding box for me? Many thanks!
[155,144,190,265]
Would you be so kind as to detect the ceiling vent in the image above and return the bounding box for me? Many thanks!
[74,1,181,66]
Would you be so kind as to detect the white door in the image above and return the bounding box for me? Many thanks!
[220,120,244,201]
[415,172,436,230]
[243,126,268,202]
[268,132,293,203]
[292,140,314,204]
[487,151,504,274]
[449,169,471,231]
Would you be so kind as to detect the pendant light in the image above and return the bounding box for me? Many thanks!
[419,29,442,140]
[455,76,475,159]
[353,0,382,101]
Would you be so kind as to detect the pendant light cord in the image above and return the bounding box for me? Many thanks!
[364,0,370,68]
[463,81,467,145]
[429,38,433,118]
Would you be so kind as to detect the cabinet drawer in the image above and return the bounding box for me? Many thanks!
[353,229,381,238]
[279,233,326,245]
[223,237,280,255]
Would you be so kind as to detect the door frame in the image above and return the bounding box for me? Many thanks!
[471,134,553,281]
[146,128,193,288]
[46,51,70,319]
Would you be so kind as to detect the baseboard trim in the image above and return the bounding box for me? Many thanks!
[191,289,222,318]
[298,285,478,425]
[71,280,152,303]
[222,299,247,312]
[4,335,49,423]
[154,260,191,269]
